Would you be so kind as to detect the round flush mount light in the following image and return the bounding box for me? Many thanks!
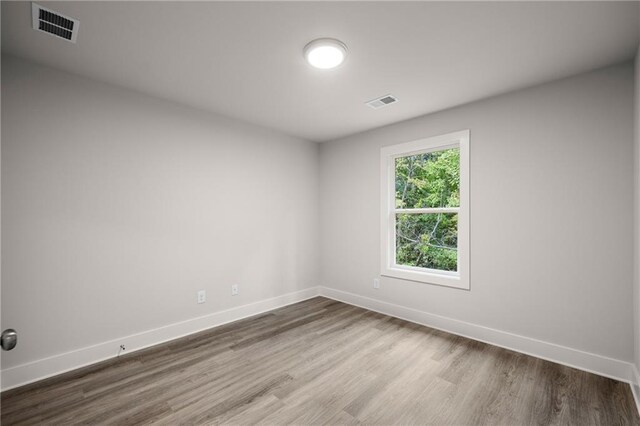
[304,38,348,69]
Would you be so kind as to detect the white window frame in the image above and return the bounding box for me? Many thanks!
[380,130,470,290]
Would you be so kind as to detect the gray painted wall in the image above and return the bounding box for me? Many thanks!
[1,55,320,370]
[320,63,635,362]
[635,44,640,379]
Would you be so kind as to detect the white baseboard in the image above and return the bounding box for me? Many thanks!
[319,286,637,385]
[632,364,640,416]
[0,287,320,392]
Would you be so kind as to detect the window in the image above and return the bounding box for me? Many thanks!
[380,130,469,289]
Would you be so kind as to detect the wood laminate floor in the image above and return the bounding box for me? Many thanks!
[1,297,639,425]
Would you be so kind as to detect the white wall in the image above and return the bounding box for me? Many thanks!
[320,63,635,364]
[1,55,319,373]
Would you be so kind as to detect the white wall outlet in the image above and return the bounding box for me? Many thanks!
[197,290,206,304]
[373,278,380,289]
[231,284,239,296]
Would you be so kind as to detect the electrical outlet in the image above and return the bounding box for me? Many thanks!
[231,285,239,296]
[373,278,380,289]
[197,290,206,304]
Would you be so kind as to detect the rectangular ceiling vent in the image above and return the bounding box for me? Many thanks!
[32,3,79,43]
[366,94,398,110]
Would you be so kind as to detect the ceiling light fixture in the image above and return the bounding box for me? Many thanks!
[304,38,347,69]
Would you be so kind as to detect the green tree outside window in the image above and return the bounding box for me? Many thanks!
[395,148,460,271]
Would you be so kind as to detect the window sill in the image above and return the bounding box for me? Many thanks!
[381,266,469,290]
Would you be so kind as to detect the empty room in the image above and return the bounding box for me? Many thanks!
[1,1,640,424]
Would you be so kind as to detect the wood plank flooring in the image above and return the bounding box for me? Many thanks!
[2,297,639,425]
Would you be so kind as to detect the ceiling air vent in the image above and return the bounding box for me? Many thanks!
[32,3,79,43]
[366,94,398,110]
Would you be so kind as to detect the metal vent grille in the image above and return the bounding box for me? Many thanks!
[366,94,398,109]
[32,3,79,43]
[39,21,72,40]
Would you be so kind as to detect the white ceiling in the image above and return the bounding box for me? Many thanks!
[2,1,639,142]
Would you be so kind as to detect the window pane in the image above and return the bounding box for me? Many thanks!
[395,148,459,209]
[395,213,458,271]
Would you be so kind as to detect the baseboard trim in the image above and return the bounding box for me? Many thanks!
[632,365,640,416]
[1,287,320,392]
[319,286,637,385]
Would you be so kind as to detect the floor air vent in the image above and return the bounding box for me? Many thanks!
[366,94,398,109]
[32,3,79,43]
